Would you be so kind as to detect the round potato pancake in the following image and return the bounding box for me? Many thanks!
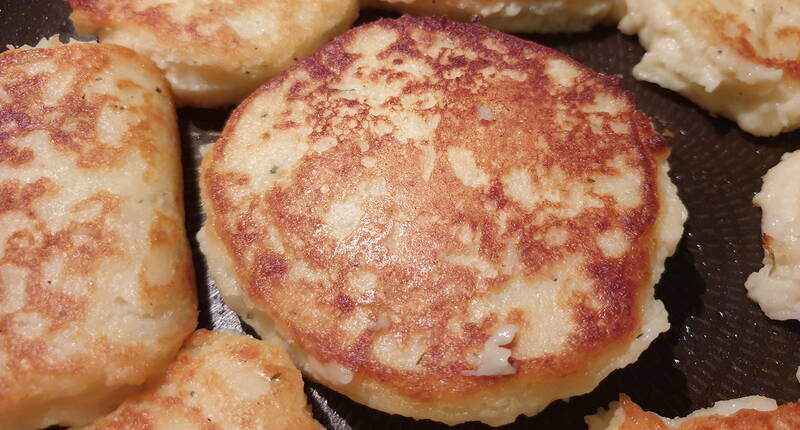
[199,17,686,426]
[0,40,197,429]
[68,0,359,108]
[586,394,800,430]
[362,0,625,33]
[84,330,321,430]
[619,0,800,136]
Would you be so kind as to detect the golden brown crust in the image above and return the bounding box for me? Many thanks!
[0,41,196,429]
[0,45,171,169]
[84,330,321,430]
[616,395,800,430]
[69,0,278,65]
[201,16,676,423]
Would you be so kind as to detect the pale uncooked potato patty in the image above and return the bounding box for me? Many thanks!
[619,0,800,136]
[745,150,800,321]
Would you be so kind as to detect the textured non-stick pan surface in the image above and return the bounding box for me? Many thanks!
[3,2,799,429]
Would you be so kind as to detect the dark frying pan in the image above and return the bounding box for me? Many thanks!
[2,2,799,428]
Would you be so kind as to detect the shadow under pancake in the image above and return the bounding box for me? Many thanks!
[177,107,235,331]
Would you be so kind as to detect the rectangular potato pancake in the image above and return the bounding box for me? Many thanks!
[0,39,197,430]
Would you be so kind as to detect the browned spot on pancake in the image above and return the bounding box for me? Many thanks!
[252,251,288,292]
[0,179,57,214]
[0,142,34,165]
[148,211,177,246]
[334,294,355,314]
[232,343,260,362]
[203,16,668,400]
[487,178,509,208]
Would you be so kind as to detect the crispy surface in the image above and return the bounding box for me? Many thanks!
[619,0,800,136]
[68,0,359,107]
[0,40,197,429]
[362,0,625,33]
[199,16,685,425]
[587,394,800,430]
[84,330,321,430]
[745,150,800,321]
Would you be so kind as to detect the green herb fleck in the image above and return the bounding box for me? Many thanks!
[269,165,278,174]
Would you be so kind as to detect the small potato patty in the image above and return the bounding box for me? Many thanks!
[68,0,359,107]
[83,330,321,430]
[0,39,197,429]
